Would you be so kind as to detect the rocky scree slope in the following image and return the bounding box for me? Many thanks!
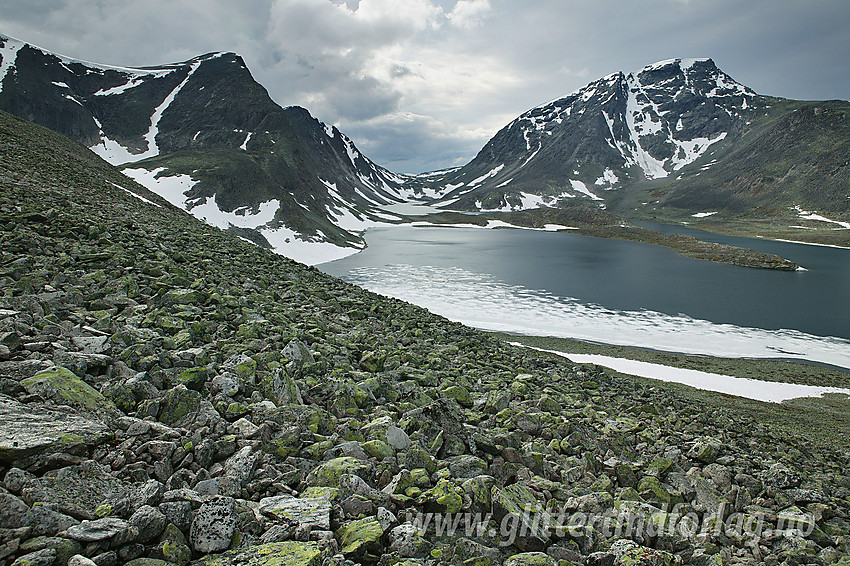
[0,33,411,256]
[1,111,849,566]
[415,58,850,226]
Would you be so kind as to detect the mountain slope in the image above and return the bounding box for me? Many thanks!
[0,33,411,263]
[2,107,849,566]
[413,58,850,233]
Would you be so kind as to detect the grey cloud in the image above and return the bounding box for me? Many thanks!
[1,0,848,174]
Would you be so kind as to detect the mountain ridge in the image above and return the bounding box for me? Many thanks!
[0,33,418,263]
[411,57,850,245]
[3,32,848,258]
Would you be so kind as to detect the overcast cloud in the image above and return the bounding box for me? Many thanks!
[2,0,848,173]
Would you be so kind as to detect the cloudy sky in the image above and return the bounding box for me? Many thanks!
[3,0,849,173]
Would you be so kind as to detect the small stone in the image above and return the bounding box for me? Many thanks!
[66,517,130,542]
[128,505,167,543]
[386,425,411,450]
[504,552,556,566]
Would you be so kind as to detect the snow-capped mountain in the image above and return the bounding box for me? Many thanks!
[416,58,762,211]
[0,34,412,263]
[414,57,850,224]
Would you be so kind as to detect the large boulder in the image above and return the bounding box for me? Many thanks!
[258,494,331,531]
[0,396,111,462]
[21,461,133,520]
[21,367,118,418]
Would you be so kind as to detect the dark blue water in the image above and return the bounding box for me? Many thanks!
[320,225,850,340]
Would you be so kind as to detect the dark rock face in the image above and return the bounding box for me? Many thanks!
[0,60,849,566]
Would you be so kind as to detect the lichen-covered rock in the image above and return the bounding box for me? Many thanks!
[335,516,384,558]
[151,523,191,566]
[608,538,676,565]
[157,385,201,426]
[448,455,488,479]
[462,475,495,513]
[417,478,464,514]
[189,496,236,553]
[222,445,259,488]
[21,367,117,417]
[66,517,130,542]
[258,495,331,531]
[175,366,208,391]
[124,559,173,566]
[491,484,550,551]
[388,523,431,558]
[128,505,167,544]
[10,548,57,566]
[0,396,112,463]
[200,541,323,566]
[305,457,370,488]
[687,438,722,463]
[504,552,556,566]
[361,439,394,460]
[386,425,411,451]
[21,461,131,520]
[0,492,31,529]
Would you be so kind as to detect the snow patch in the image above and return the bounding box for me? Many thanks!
[262,226,361,265]
[110,182,162,208]
[94,76,148,96]
[594,168,620,187]
[521,346,850,403]
[333,263,850,370]
[240,132,252,151]
[133,60,204,162]
[691,211,718,218]
[793,206,850,229]
[468,164,505,187]
[0,37,23,89]
[569,180,603,201]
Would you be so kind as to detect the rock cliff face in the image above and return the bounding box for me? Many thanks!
[1,111,849,565]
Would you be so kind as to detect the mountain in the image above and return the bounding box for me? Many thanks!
[0,33,413,263]
[415,58,850,230]
[3,106,850,566]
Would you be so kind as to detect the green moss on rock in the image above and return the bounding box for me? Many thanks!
[22,367,116,415]
[336,517,384,557]
[306,456,370,487]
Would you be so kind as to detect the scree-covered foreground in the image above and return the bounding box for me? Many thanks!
[1,110,849,566]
